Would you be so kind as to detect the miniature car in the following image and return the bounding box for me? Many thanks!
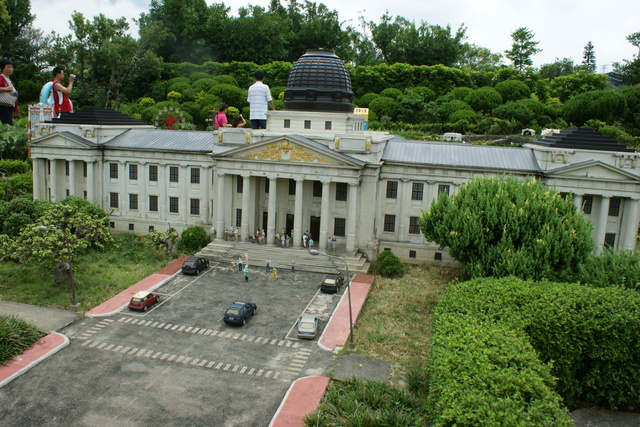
[297,314,319,339]
[321,274,344,293]
[223,301,257,326]
[182,256,210,275]
[128,291,160,311]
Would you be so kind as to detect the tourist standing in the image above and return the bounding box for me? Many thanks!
[51,67,74,118]
[0,59,18,125]
[247,70,275,129]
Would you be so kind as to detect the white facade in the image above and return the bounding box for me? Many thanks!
[29,108,640,264]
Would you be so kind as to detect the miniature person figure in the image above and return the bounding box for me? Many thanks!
[309,238,314,249]
[276,232,280,247]
[272,267,277,280]
[286,235,290,247]
[243,266,249,282]
[281,235,285,247]
[237,257,243,272]
[265,259,271,273]
[331,235,337,252]
[291,260,295,272]
[303,233,308,248]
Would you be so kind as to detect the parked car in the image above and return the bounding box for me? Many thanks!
[182,256,210,275]
[223,301,257,326]
[321,274,344,293]
[297,314,319,339]
[128,291,160,311]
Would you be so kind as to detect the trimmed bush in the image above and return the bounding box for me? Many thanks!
[370,250,405,278]
[464,87,503,112]
[494,79,531,102]
[178,226,211,253]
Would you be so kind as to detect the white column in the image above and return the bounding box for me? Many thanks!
[397,179,410,240]
[50,159,58,202]
[267,177,277,246]
[32,157,43,200]
[138,161,147,219]
[159,163,167,222]
[119,161,127,216]
[216,172,226,239]
[319,181,330,251]
[87,161,95,204]
[346,182,358,252]
[241,174,251,242]
[202,166,211,226]
[68,160,76,197]
[622,198,640,250]
[595,195,610,255]
[573,193,583,212]
[293,179,304,248]
[180,164,188,224]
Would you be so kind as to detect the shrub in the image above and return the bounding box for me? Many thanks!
[0,316,45,366]
[562,90,626,126]
[576,247,640,290]
[492,101,535,126]
[419,177,594,280]
[208,84,247,110]
[447,109,478,124]
[368,97,399,121]
[438,100,473,122]
[464,87,503,112]
[370,250,405,278]
[494,79,531,102]
[178,226,211,253]
[357,92,379,108]
[380,87,403,100]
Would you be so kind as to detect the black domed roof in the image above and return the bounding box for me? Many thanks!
[284,49,354,113]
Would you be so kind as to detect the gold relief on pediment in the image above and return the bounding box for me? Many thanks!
[242,141,330,163]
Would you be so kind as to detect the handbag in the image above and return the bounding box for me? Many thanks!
[0,89,18,107]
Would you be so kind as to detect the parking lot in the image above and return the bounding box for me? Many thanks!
[0,262,342,426]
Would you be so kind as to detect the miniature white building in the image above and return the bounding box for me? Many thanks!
[28,50,640,263]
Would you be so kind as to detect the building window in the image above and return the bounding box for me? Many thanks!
[169,197,179,213]
[149,165,158,182]
[265,178,269,193]
[409,217,420,234]
[438,184,450,195]
[110,221,115,229]
[129,193,138,210]
[66,189,70,197]
[604,233,616,248]
[313,181,322,197]
[83,162,87,177]
[411,183,424,200]
[190,198,200,215]
[582,195,593,214]
[236,209,242,227]
[325,121,332,130]
[128,224,134,231]
[304,120,311,129]
[110,192,119,208]
[386,181,398,199]
[190,168,200,184]
[109,163,118,179]
[336,183,347,201]
[149,195,158,212]
[383,214,396,232]
[237,176,243,193]
[83,191,87,199]
[289,179,296,195]
[169,166,179,183]
[148,225,155,232]
[409,250,417,259]
[608,198,621,216]
[65,161,69,176]
[334,218,346,237]
[284,119,291,128]
[129,164,138,180]
[434,252,442,261]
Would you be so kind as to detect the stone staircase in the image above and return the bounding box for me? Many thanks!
[196,241,370,276]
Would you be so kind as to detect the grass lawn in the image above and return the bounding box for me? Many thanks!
[0,233,174,312]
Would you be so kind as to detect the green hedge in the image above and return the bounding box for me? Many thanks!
[427,277,640,425]
[0,316,45,366]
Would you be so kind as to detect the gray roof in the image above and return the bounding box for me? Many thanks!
[382,139,541,173]
[106,129,215,152]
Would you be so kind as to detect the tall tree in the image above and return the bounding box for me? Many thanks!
[505,27,541,71]
[0,0,34,54]
[613,32,640,85]
[582,41,596,72]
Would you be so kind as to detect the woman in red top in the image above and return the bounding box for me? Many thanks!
[214,103,232,130]
[0,59,19,125]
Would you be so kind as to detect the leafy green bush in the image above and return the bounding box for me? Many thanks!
[208,84,247,110]
[178,226,211,253]
[356,92,379,108]
[380,87,403,100]
[494,79,531,102]
[368,96,398,120]
[370,250,406,278]
[492,101,535,126]
[576,247,640,290]
[464,87,502,112]
[0,159,30,174]
[419,177,594,280]
[0,315,45,366]
[562,90,627,126]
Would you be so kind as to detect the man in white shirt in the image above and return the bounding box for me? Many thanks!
[247,70,275,129]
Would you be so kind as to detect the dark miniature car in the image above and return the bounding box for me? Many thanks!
[320,274,344,293]
[223,301,257,326]
[297,314,319,339]
[181,256,210,275]
[128,291,160,311]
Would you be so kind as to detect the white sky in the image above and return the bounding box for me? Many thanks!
[31,0,640,71]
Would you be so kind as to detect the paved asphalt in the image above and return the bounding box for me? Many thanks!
[0,258,373,427]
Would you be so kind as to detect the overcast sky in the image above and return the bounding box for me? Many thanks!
[31,0,639,72]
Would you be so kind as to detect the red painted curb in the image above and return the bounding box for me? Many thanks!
[269,376,330,427]
[0,332,68,387]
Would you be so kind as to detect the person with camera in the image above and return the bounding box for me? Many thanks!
[0,59,19,125]
[51,67,75,118]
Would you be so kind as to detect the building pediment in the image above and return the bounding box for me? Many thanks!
[545,160,640,182]
[29,131,96,149]
[215,135,365,167]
